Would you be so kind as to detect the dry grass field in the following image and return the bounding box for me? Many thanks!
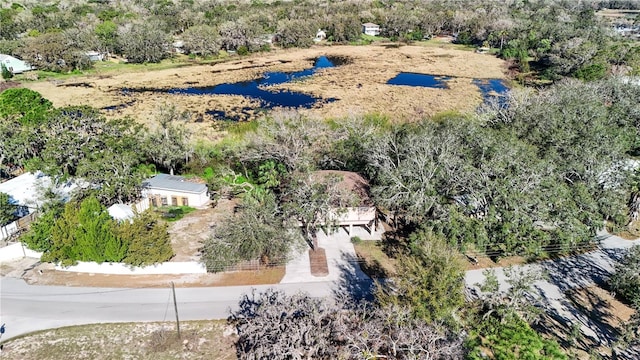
[0,321,237,360]
[23,43,507,140]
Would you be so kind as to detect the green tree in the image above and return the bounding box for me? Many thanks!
[202,190,300,272]
[1,63,12,80]
[117,210,173,266]
[0,192,14,226]
[17,32,92,72]
[94,20,118,54]
[275,19,316,48]
[43,196,124,265]
[0,88,53,126]
[610,245,640,309]
[118,21,169,63]
[467,312,567,360]
[144,105,192,175]
[378,228,465,324]
[21,202,62,252]
[182,24,220,57]
[34,107,145,205]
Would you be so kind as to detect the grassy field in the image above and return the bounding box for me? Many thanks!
[0,321,237,360]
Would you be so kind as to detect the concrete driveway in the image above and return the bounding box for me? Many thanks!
[279,225,382,284]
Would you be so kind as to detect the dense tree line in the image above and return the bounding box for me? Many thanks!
[22,196,173,266]
[0,0,637,79]
[0,89,192,205]
[198,77,640,270]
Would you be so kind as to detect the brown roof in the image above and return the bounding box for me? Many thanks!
[310,170,373,206]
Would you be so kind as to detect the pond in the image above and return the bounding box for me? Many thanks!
[166,56,337,120]
[387,72,509,106]
[387,73,450,89]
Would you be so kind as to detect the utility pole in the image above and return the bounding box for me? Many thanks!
[171,282,181,339]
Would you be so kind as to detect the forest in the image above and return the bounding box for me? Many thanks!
[1,0,640,359]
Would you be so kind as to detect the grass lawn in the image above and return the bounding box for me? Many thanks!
[353,241,396,278]
[0,320,237,360]
[157,206,197,222]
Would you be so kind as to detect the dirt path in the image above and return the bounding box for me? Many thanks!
[24,43,507,140]
[169,199,237,262]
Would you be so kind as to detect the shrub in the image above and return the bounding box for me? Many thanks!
[350,236,362,244]
[610,245,640,309]
[1,63,12,80]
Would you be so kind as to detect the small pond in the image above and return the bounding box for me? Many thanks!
[387,72,510,106]
[387,73,450,89]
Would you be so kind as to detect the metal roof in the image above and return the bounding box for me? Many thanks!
[143,174,207,194]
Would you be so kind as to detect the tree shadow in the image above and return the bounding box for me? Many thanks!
[541,250,615,292]
[532,282,627,358]
[331,251,376,308]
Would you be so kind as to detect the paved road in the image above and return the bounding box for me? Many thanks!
[0,275,371,342]
[1,231,637,344]
[465,232,640,350]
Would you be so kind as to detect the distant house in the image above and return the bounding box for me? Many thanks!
[0,54,34,74]
[142,174,209,208]
[107,199,149,222]
[85,51,105,62]
[172,40,185,54]
[314,29,327,42]
[362,23,381,36]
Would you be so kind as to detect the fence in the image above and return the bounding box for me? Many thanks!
[0,212,38,241]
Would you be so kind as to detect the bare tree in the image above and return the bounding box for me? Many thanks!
[230,289,465,360]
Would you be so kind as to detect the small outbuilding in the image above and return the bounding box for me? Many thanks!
[85,51,105,61]
[0,54,34,74]
[142,173,209,208]
[362,23,381,36]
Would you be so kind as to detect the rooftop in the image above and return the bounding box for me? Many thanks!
[0,172,77,210]
[143,173,207,194]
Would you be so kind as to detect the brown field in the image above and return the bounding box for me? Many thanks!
[24,43,507,140]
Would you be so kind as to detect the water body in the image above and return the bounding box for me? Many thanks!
[167,56,337,119]
[387,73,450,88]
[387,72,510,105]
[472,79,510,107]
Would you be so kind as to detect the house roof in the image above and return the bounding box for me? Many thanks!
[310,170,373,206]
[362,22,379,27]
[143,173,207,194]
[0,172,76,210]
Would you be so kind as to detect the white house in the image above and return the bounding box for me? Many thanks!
[0,54,34,74]
[142,173,209,208]
[107,198,149,222]
[0,172,77,240]
[362,23,381,36]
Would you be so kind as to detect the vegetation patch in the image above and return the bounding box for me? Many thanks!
[353,241,397,278]
[157,206,196,222]
[0,321,236,360]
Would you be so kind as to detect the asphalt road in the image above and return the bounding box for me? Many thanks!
[0,278,343,342]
